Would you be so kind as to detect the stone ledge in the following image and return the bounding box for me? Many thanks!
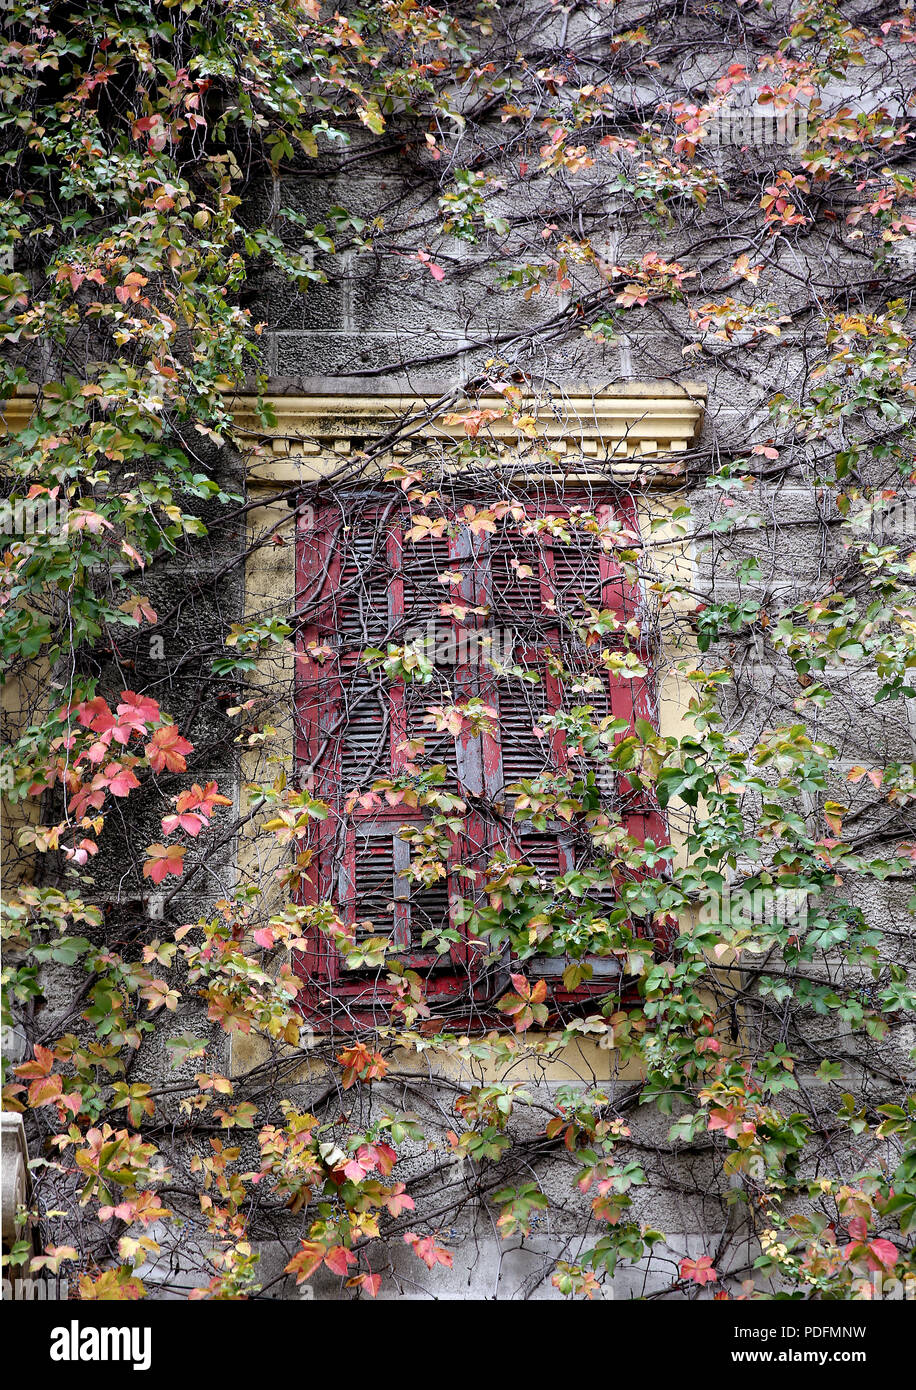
[1,1111,28,1243]
[231,385,707,488]
[2,385,707,489]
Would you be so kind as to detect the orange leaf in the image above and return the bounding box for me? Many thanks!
[143,843,187,883]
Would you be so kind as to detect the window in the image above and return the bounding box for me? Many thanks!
[293,489,667,1027]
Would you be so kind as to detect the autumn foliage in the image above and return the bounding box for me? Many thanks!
[1,0,915,1302]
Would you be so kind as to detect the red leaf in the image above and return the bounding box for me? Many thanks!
[384,1184,415,1217]
[142,843,187,883]
[347,1272,382,1297]
[680,1255,718,1285]
[867,1238,898,1271]
[285,1242,324,1283]
[145,725,193,773]
[116,691,161,733]
[28,1074,63,1108]
[161,811,206,837]
[404,1232,453,1270]
[94,762,140,798]
[323,1245,356,1276]
[14,1044,56,1080]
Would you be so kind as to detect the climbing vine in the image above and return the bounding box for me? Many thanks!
[1,0,915,1301]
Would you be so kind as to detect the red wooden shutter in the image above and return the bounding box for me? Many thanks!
[295,491,666,1024]
[482,495,667,1002]
[339,823,457,957]
[295,503,488,1021]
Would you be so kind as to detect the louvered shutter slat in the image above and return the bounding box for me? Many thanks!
[518,833,565,877]
[495,678,552,786]
[334,528,392,646]
[488,543,546,629]
[337,670,391,786]
[402,535,453,632]
[350,832,398,940]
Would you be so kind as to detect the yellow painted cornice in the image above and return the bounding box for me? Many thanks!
[1,383,706,487]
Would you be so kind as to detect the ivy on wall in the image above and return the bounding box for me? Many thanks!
[1,0,915,1300]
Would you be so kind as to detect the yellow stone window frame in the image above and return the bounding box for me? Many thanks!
[234,383,710,1079]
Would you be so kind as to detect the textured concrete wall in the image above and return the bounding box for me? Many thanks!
[32,2,912,1300]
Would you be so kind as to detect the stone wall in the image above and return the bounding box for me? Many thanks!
[6,0,914,1301]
